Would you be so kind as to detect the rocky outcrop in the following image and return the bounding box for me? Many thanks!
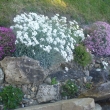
[0,56,47,85]
[36,84,60,103]
[15,98,95,110]
[79,81,110,101]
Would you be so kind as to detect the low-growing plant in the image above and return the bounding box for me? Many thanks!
[10,13,85,68]
[84,21,110,56]
[0,27,16,60]
[85,82,92,89]
[0,86,23,110]
[61,80,78,98]
[74,44,91,67]
[51,77,58,85]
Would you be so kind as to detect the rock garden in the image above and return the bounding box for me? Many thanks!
[0,1,110,110]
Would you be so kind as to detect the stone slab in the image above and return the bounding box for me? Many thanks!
[15,98,95,110]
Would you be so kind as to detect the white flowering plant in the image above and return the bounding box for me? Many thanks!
[11,12,85,68]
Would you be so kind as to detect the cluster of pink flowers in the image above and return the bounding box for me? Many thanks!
[84,21,110,56]
[0,27,16,60]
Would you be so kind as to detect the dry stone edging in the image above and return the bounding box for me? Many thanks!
[15,98,95,110]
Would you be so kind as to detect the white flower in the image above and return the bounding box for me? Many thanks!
[96,68,101,71]
[54,47,59,52]
[102,61,108,66]
[43,45,52,53]
[32,31,37,36]
[65,67,69,71]
[11,12,85,63]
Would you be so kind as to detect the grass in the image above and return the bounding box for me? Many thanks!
[0,0,110,27]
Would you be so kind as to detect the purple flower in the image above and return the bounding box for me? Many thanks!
[0,27,16,60]
[84,21,110,56]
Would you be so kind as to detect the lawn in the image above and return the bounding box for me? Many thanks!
[0,0,110,26]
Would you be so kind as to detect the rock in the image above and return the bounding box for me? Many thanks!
[27,95,31,99]
[49,68,85,82]
[22,85,28,94]
[15,98,95,110]
[84,70,89,76]
[83,77,87,83]
[93,104,102,110]
[0,68,4,84]
[102,105,110,110]
[89,69,108,84]
[36,84,60,103]
[86,76,93,82]
[30,93,35,98]
[79,81,110,101]
[0,105,4,110]
[22,98,30,104]
[44,77,51,84]
[31,86,37,92]
[95,64,101,68]
[0,56,47,85]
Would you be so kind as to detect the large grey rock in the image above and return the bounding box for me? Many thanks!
[0,56,47,85]
[0,68,4,84]
[79,81,110,101]
[36,84,60,103]
[89,69,109,84]
[15,98,95,110]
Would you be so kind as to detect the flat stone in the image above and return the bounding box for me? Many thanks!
[15,98,95,110]
[79,81,110,101]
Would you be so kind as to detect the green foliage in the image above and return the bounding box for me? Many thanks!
[61,80,78,98]
[74,44,91,67]
[14,43,64,69]
[0,86,23,110]
[0,0,110,26]
[51,77,58,85]
[85,82,92,89]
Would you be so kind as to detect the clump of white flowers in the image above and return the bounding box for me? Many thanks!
[11,12,85,68]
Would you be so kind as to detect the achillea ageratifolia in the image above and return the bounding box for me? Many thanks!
[0,27,16,60]
[84,21,110,56]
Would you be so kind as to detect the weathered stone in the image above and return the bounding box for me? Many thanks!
[79,81,110,101]
[31,86,37,92]
[93,104,102,110]
[27,95,31,99]
[15,98,95,110]
[84,70,89,76]
[49,69,85,82]
[22,85,28,94]
[0,68,4,84]
[83,77,87,83]
[36,84,60,103]
[44,77,51,84]
[89,69,109,84]
[0,105,4,110]
[30,93,35,98]
[0,56,47,85]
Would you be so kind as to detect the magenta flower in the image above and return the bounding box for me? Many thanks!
[0,27,16,60]
[84,21,110,56]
